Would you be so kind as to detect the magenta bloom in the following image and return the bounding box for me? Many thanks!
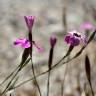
[14,38,31,48]
[65,30,86,46]
[24,16,35,31]
[50,35,57,48]
[80,21,94,30]
[14,38,44,52]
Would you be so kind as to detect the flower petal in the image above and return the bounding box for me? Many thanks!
[22,40,31,48]
[14,39,23,46]
[14,38,31,48]
[33,41,44,53]
[65,35,71,44]
[24,16,35,31]
[70,37,80,46]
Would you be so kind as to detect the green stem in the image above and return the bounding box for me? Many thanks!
[30,58,42,96]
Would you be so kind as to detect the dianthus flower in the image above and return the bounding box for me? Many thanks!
[65,30,87,46]
[14,38,44,53]
[14,38,30,48]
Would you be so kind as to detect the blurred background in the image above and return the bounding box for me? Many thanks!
[0,0,96,96]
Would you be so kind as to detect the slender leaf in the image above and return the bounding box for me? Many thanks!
[20,48,30,66]
[48,48,53,69]
[85,55,91,82]
[85,55,94,96]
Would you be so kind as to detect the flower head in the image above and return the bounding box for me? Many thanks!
[50,35,57,48]
[24,16,35,31]
[14,38,44,53]
[65,30,86,46]
[80,21,94,30]
[14,38,31,48]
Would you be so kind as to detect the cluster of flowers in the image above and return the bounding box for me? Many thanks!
[14,16,94,49]
[1,15,95,96]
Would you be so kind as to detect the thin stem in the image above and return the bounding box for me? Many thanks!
[3,30,95,93]
[1,58,30,96]
[30,57,42,96]
[88,79,94,96]
[0,57,31,86]
[0,65,19,85]
[1,67,20,95]
[29,30,42,96]
[13,37,93,89]
[13,50,80,90]
[61,63,68,96]
[47,47,53,96]
[47,70,51,96]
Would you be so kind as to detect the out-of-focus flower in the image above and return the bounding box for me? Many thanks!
[50,35,57,48]
[65,30,87,46]
[80,21,94,30]
[24,16,35,31]
[14,38,31,48]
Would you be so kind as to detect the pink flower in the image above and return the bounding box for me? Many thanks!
[24,16,35,31]
[80,21,94,30]
[14,39,44,53]
[65,30,86,46]
[14,38,31,48]
[50,35,57,48]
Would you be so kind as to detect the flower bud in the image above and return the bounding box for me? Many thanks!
[50,35,57,48]
[24,16,35,31]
